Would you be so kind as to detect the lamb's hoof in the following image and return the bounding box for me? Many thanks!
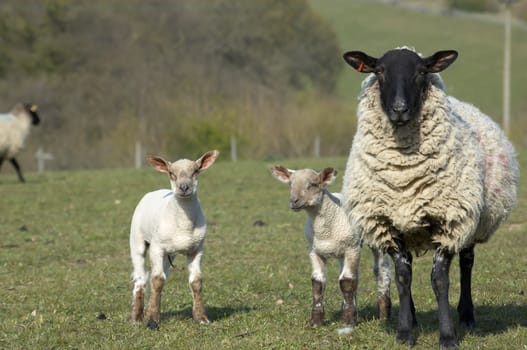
[309,319,323,328]
[439,335,459,350]
[378,295,392,321]
[396,329,416,347]
[147,320,159,330]
[195,316,210,325]
[341,304,358,327]
[310,310,324,328]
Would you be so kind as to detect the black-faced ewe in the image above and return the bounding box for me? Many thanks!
[342,47,518,349]
[0,103,40,183]
[130,150,219,329]
[271,166,391,327]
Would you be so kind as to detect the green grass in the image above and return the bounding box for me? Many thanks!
[1,154,526,349]
[309,0,527,142]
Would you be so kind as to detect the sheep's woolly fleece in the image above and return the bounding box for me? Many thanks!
[342,65,518,254]
[0,104,33,159]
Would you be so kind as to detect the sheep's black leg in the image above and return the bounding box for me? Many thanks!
[389,245,417,346]
[0,155,4,172]
[431,249,458,349]
[457,245,475,328]
[10,158,25,183]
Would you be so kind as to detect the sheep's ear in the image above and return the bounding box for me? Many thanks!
[424,50,458,73]
[319,167,337,187]
[149,156,169,173]
[271,165,293,184]
[196,150,219,172]
[343,51,377,73]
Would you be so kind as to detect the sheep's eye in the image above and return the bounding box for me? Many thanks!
[308,183,318,189]
[169,172,176,180]
[375,66,384,75]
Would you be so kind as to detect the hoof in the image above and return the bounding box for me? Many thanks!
[310,309,324,328]
[439,334,458,350]
[196,317,210,325]
[147,319,159,330]
[378,294,392,321]
[396,329,416,347]
[459,313,475,329]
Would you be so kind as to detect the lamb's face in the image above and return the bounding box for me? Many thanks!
[288,169,326,211]
[148,150,219,199]
[271,166,337,211]
[343,48,458,127]
[167,159,200,198]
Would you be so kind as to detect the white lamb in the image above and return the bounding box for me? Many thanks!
[342,47,518,348]
[0,103,40,182]
[271,166,391,327]
[130,150,219,329]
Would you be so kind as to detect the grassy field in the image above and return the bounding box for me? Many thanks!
[1,153,526,349]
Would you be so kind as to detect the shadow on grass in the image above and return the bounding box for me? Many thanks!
[161,305,254,322]
[340,303,527,340]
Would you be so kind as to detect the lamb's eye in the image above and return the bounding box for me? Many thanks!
[169,172,177,180]
[308,183,318,189]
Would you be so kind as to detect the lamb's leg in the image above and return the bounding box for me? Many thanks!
[339,246,361,326]
[309,251,326,327]
[130,238,148,322]
[187,247,209,324]
[431,249,458,349]
[457,245,475,328]
[146,247,165,329]
[371,247,391,320]
[389,245,417,346]
[10,158,25,183]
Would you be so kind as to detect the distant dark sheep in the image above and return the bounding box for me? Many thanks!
[0,103,40,182]
[341,47,518,349]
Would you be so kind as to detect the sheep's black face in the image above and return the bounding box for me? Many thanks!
[343,48,458,127]
[375,50,428,126]
[23,104,40,126]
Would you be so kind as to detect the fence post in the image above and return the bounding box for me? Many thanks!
[314,135,320,158]
[230,135,238,161]
[35,147,54,172]
[135,141,142,168]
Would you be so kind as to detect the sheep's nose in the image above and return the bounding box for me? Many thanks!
[392,101,408,114]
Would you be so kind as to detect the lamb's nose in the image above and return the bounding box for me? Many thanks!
[179,183,190,192]
[289,198,301,209]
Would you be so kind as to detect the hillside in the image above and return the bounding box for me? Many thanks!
[310,0,527,143]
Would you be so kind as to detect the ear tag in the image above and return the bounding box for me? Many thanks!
[357,62,364,72]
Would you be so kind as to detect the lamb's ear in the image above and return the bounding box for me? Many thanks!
[271,165,293,184]
[424,50,458,73]
[149,156,169,173]
[319,167,337,187]
[196,150,219,172]
[343,51,377,73]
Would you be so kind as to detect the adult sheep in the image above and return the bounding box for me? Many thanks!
[341,47,518,349]
[0,103,40,183]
